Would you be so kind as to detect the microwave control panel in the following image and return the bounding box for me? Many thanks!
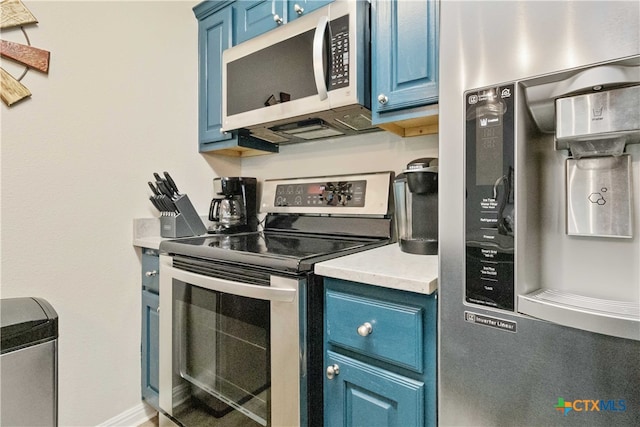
[464,84,516,311]
[274,180,366,207]
[329,15,350,90]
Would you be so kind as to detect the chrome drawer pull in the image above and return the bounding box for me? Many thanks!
[145,270,158,277]
[326,364,340,380]
[357,322,373,337]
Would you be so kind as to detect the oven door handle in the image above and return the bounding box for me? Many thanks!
[165,263,296,302]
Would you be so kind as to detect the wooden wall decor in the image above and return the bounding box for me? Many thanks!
[0,0,50,107]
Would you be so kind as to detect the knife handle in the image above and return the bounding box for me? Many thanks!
[148,181,160,195]
[149,196,161,211]
[163,171,180,195]
[156,181,173,198]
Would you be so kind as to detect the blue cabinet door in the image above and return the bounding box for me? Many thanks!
[234,0,285,44]
[286,0,332,20]
[324,351,425,427]
[371,0,439,124]
[198,7,236,150]
[141,289,160,409]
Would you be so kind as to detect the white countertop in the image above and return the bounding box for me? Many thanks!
[133,218,164,249]
[134,218,438,295]
[315,244,438,295]
[133,216,213,249]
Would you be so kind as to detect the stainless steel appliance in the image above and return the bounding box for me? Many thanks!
[222,0,377,145]
[159,172,393,427]
[393,158,438,255]
[1,297,58,427]
[208,177,258,234]
[439,1,640,425]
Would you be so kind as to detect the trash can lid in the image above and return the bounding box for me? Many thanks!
[1,297,58,354]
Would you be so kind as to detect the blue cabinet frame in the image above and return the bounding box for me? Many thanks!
[141,289,160,409]
[140,248,160,409]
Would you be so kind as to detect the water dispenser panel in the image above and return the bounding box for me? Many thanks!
[464,85,516,311]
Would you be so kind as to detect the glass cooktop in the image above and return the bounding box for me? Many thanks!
[159,231,387,273]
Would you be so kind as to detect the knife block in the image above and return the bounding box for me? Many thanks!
[160,194,207,238]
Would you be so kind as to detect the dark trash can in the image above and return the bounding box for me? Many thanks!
[1,297,58,427]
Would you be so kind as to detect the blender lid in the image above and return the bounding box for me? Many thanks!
[404,158,439,173]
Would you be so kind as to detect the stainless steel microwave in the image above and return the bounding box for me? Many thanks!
[222,0,377,145]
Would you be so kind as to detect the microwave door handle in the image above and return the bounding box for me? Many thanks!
[313,16,329,101]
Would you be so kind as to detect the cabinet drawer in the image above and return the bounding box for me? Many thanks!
[141,249,159,293]
[326,289,423,372]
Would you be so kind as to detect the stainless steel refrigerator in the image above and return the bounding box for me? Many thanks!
[438,2,640,425]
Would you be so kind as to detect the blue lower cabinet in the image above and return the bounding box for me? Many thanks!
[324,278,436,427]
[325,350,425,427]
[141,288,159,409]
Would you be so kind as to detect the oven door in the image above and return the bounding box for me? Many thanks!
[158,254,302,427]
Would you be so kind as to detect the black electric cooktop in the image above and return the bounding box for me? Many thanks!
[160,231,388,273]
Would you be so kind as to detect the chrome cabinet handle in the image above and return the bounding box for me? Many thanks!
[377,94,388,105]
[326,364,340,380]
[156,307,160,314]
[357,322,373,337]
[273,14,283,25]
[145,270,158,277]
[294,4,304,15]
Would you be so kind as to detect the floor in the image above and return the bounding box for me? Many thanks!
[137,415,158,427]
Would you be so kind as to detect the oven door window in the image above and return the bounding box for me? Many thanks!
[172,280,270,426]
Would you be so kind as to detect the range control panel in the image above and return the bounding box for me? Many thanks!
[274,180,366,207]
[261,172,392,216]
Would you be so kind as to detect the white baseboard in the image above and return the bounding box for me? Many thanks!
[97,402,157,427]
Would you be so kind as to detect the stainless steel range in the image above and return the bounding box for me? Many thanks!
[158,172,393,427]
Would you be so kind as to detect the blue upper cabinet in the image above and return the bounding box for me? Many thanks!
[371,0,440,136]
[197,6,234,148]
[286,0,332,20]
[234,0,332,44]
[233,1,285,45]
[194,1,278,156]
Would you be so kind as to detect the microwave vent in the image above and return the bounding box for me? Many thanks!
[271,119,345,140]
[335,113,376,131]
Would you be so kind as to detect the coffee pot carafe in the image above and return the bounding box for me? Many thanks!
[394,158,438,254]
[210,197,246,226]
[208,177,258,234]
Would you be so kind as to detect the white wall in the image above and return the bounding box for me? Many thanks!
[1,1,438,425]
[0,1,233,425]
[242,131,438,181]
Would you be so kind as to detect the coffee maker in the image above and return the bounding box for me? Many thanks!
[394,158,438,254]
[208,177,258,234]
